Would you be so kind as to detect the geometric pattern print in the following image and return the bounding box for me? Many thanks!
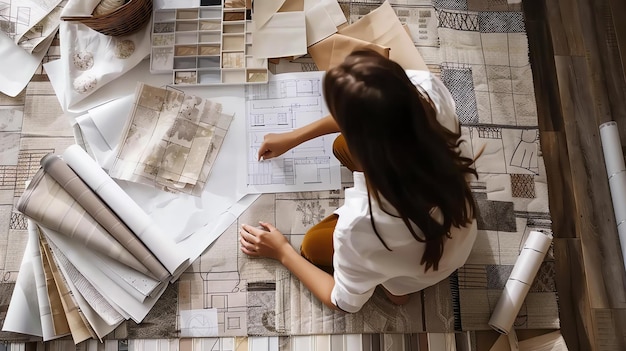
[437,9,479,31]
[433,0,468,11]
[478,11,525,33]
[440,63,479,125]
[9,212,27,230]
[510,173,536,198]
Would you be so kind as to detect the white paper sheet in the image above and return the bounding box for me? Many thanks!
[179,308,219,337]
[45,20,151,111]
[254,0,286,29]
[243,71,341,194]
[1,223,44,337]
[27,220,57,341]
[45,58,172,114]
[304,0,346,46]
[250,12,307,58]
[0,32,52,97]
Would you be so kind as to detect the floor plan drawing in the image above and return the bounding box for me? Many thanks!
[244,71,341,194]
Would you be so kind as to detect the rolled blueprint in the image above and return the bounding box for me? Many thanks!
[489,230,553,334]
[40,153,170,282]
[599,121,626,270]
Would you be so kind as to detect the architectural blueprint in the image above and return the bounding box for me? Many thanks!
[243,71,341,194]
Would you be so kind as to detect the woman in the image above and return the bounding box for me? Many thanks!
[239,50,479,313]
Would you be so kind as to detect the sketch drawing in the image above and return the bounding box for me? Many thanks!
[244,71,341,194]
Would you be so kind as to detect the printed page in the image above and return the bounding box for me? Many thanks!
[0,0,63,46]
[243,71,341,194]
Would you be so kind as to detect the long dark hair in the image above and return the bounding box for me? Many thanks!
[324,50,478,272]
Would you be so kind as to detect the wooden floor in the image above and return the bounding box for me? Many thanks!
[523,0,626,350]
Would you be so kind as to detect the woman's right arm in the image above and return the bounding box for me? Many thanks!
[257,115,340,160]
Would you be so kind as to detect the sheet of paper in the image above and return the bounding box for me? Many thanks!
[26,221,57,340]
[59,0,100,17]
[46,21,150,111]
[17,1,64,53]
[254,0,286,29]
[1,223,44,337]
[242,71,341,194]
[308,33,391,71]
[337,1,428,71]
[304,3,339,46]
[179,308,219,337]
[250,12,307,58]
[45,58,172,114]
[303,0,346,46]
[109,84,234,196]
[0,0,63,44]
[0,32,51,97]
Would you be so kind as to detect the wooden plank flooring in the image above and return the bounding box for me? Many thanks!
[524,0,626,350]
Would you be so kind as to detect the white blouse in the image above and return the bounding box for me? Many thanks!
[329,70,478,313]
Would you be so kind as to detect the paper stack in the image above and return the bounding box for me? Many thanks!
[109,83,234,196]
[2,145,192,344]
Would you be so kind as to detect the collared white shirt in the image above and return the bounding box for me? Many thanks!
[329,70,478,313]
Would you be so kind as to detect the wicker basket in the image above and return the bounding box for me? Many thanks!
[63,0,152,37]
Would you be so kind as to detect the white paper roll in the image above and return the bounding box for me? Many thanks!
[489,230,553,334]
[599,121,626,269]
[599,122,626,177]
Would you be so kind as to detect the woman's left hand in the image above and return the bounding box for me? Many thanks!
[239,221,293,261]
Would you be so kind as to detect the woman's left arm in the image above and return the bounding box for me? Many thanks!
[239,222,339,311]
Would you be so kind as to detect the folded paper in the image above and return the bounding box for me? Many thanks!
[335,1,428,71]
[308,33,391,71]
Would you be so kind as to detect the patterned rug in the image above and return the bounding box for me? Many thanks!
[0,0,559,347]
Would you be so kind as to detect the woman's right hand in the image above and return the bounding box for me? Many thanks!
[257,132,297,160]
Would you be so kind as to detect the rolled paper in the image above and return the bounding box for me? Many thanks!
[40,154,170,282]
[599,121,626,269]
[489,230,553,334]
[62,145,188,277]
[599,122,626,178]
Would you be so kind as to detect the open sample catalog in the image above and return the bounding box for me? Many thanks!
[3,145,195,343]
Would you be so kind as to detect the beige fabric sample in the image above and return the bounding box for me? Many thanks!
[18,168,151,276]
[308,33,390,71]
[39,235,71,336]
[39,234,95,344]
[41,153,170,281]
[337,1,428,71]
